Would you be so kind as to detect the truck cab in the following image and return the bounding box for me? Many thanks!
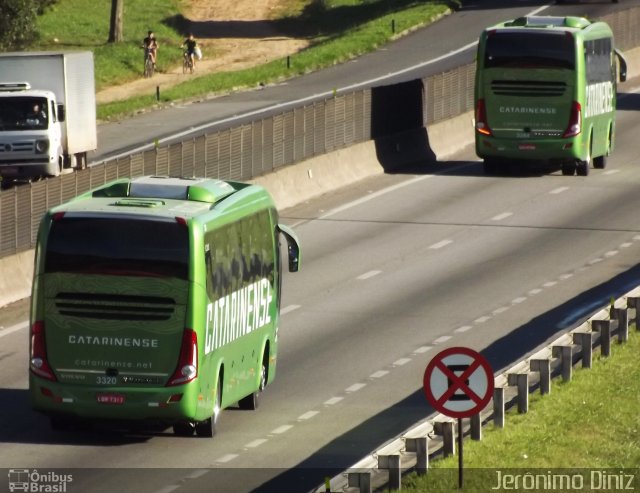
[0,83,64,178]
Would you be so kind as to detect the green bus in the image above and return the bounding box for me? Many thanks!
[474,16,627,176]
[29,176,301,437]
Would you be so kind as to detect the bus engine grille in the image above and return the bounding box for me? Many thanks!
[491,80,566,97]
[54,292,175,321]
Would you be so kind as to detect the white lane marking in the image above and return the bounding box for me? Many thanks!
[370,370,389,378]
[492,307,509,315]
[245,439,268,449]
[543,281,557,288]
[413,346,432,354]
[603,169,620,175]
[589,258,603,265]
[550,187,569,194]
[271,425,293,434]
[0,321,28,339]
[216,454,239,463]
[559,273,573,281]
[346,383,366,393]
[511,297,526,304]
[281,304,301,315]
[604,250,618,258]
[634,235,640,241]
[529,288,543,295]
[393,358,412,366]
[298,411,319,421]
[454,326,472,333]
[474,316,491,324]
[324,397,344,406]
[357,270,381,280]
[491,212,513,221]
[186,470,209,479]
[319,175,433,220]
[621,242,632,248]
[429,240,453,250]
[433,335,452,344]
[155,486,181,493]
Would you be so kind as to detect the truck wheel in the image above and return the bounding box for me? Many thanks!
[75,153,87,170]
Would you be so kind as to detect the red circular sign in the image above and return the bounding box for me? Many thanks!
[423,346,494,418]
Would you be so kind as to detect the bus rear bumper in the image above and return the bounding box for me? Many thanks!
[476,135,586,162]
[29,376,203,423]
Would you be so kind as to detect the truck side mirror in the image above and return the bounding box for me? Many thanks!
[57,104,66,122]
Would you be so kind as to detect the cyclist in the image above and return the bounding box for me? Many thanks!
[182,33,198,70]
[142,30,159,68]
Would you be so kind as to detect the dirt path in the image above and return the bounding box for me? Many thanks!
[96,0,308,105]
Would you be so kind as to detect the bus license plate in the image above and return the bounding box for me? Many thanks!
[518,144,536,150]
[96,393,125,405]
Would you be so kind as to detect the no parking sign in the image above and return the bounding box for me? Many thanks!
[423,346,494,418]
[423,347,494,488]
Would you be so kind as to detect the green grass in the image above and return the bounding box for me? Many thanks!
[32,0,455,120]
[395,329,640,492]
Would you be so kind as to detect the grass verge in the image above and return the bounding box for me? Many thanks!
[32,0,455,121]
[394,329,640,492]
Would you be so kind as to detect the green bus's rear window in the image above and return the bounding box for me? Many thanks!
[44,217,189,279]
[485,31,575,70]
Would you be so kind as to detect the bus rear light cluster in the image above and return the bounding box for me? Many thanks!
[475,99,493,136]
[167,329,198,386]
[562,101,582,138]
[30,321,57,381]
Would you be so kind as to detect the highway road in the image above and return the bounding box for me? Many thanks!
[90,0,634,162]
[2,1,640,493]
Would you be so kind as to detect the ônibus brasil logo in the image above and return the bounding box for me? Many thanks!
[7,469,73,492]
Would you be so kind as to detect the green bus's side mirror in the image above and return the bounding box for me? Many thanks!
[615,49,627,83]
[278,223,301,273]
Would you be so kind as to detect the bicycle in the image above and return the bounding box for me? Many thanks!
[144,48,155,78]
[183,51,194,74]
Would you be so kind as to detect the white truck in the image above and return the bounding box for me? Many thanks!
[0,51,97,180]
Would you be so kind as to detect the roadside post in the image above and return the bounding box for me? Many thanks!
[423,347,494,489]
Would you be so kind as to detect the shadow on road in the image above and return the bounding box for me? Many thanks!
[254,262,640,492]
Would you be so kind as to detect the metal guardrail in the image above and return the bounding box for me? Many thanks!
[316,287,640,493]
[0,7,639,259]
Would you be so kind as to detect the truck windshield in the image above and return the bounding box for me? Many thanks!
[0,96,49,130]
[484,31,575,70]
[44,217,189,279]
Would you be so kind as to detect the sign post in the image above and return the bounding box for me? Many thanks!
[423,347,494,489]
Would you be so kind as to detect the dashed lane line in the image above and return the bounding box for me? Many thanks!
[357,270,381,280]
[429,239,453,250]
[491,212,513,221]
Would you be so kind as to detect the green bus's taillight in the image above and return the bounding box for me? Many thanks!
[30,321,57,381]
[167,329,198,386]
[563,101,582,138]
[475,99,492,136]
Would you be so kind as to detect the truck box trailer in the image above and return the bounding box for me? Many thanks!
[0,51,97,180]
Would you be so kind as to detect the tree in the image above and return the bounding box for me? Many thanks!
[0,0,39,51]
[108,0,124,43]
